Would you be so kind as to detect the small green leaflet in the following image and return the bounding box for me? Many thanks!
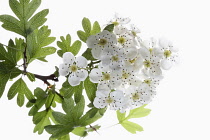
[0,0,48,37]
[77,17,101,43]
[57,34,81,57]
[26,26,56,63]
[7,78,35,107]
[117,104,151,134]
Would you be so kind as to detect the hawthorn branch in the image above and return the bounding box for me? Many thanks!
[33,73,58,86]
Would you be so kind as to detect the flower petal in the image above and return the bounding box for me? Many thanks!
[161,59,172,70]
[76,69,88,81]
[68,74,81,86]
[59,64,69,76]
[89,68,102,83]
[91,46,102,59]
[63,52,75,64]
[75,56,87,68]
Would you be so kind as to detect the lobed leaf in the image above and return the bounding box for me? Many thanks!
[7,78,34,107]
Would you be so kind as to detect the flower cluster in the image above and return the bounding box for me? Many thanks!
[59,13,179,113]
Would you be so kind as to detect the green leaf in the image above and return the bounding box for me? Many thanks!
[117,105,151,133]
[82,17,91,34]
[84,77,97,102]
[27,9,49,33]
[0,15,25,36]
[69,40,81,55]
[62,97,74,115]
[57,34,81,57]
[9,0,41,21]
[27,26,56,63]
[0,0,48,37]
[45,90,55,109]
[103,24,114,32]
[90,21,101,35]
[72,127,87,137]
[60,81,74,98]
[126,104,151,120]
[71,95,85,124]
[82,48,96,61]
[26,72,35,82]
[77,30,88,43]
[7,78,34,107]
[28,88,47,116]
[116,110,126,122]
[121,121,143,134]
[0,73,10,98]
[32,47,56,59]
[79,108,106,126]
[52,111,70,125]
[45,124,74,139]
[73,82,84,104]
[33,109,54,134]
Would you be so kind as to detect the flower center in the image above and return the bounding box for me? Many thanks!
[118,37,126,44]
[99,39,107,46]
[122,71,130,79]
[103,73,111,81]
[112,55,119,62]
[144,79,151,85]
[164,50,171,58]
[131,31,137,37]
[143,60,151,68]
[106,97,113,104]
[70,64,78,72]
[112,21,119,26]
[129,58,136,64]
[132,93,140,101]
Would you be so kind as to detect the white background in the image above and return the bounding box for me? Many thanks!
[0,0,210,140]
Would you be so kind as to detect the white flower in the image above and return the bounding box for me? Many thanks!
[126,85,153,109]
[59,52,88,86]
[139,47,162,77]
[86,30,117,59]
[159,38,179,70]
[89,67,121,89]
[100,46,125,71]
[109,13,131,26]
[116,31,135,48]
[93,89,124,110]
[142,75,163,94]
[130,24,141,37]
